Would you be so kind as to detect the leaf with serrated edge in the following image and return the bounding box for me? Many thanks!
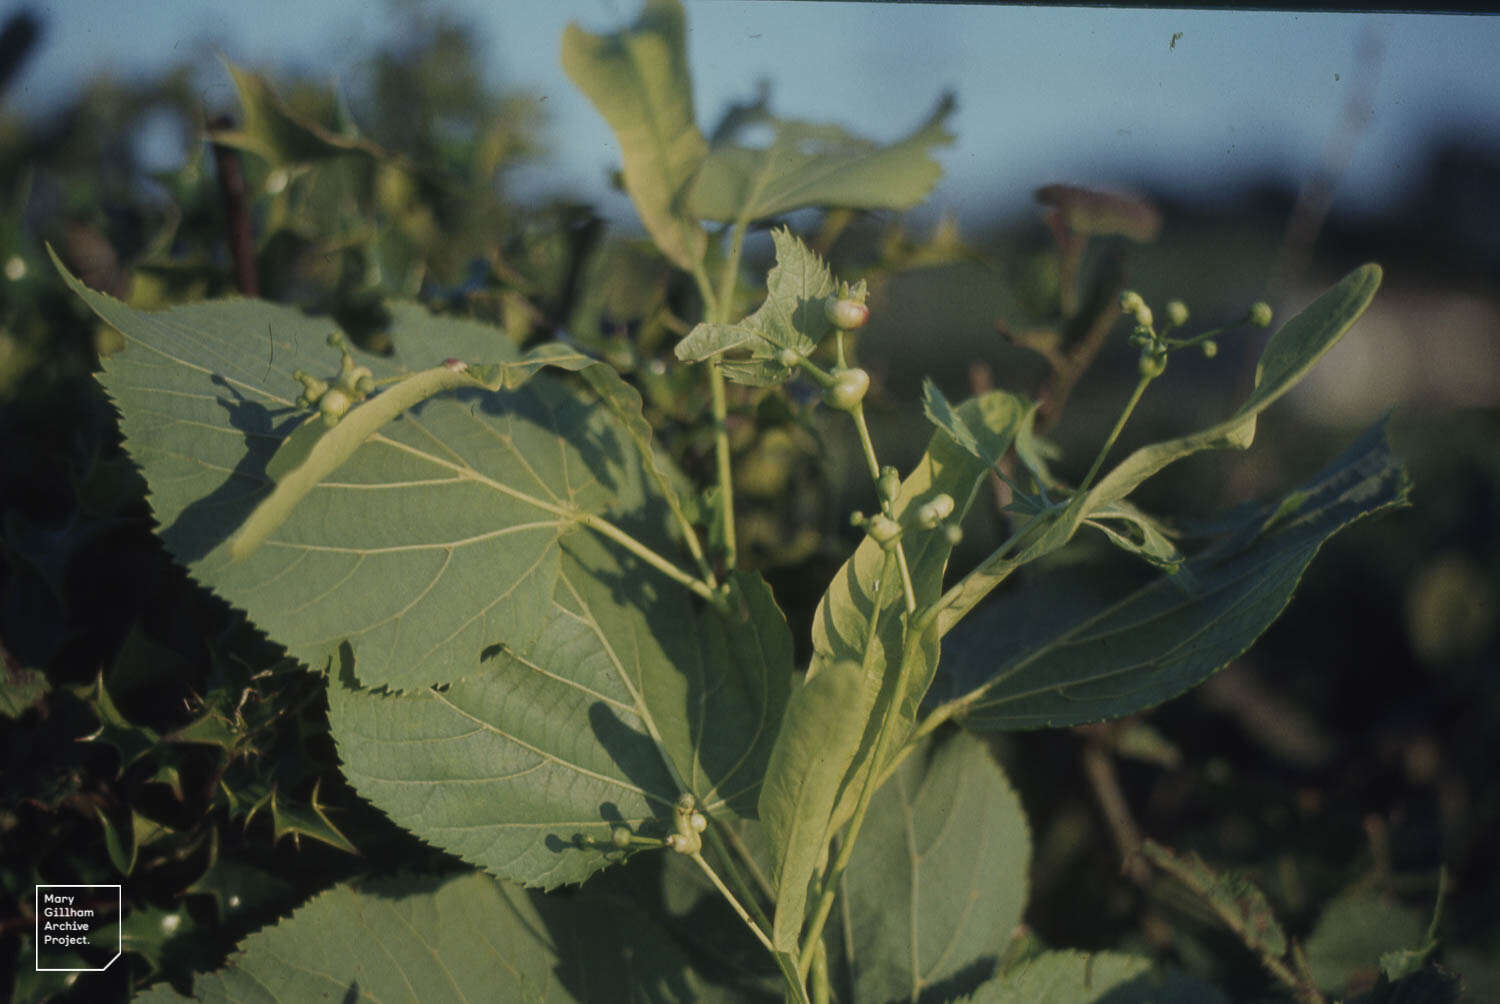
[133,871,716,1003]
[921,377,987,460]
[760,659,868,951]
[331,531,792,890]
[562,0,707,273]
[676,228,835,386]
[968,951,1154,1004]
[62,257,647,691]
[686,94,955,222]
[844,731,1030,1004]
[935,419,1409,730]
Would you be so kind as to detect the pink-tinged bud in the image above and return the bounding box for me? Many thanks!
[825,296,870,331]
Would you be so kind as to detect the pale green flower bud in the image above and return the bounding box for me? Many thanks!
[868,514,902,549]
[825,296,870,331]
[916,493,955,529]
[319,387,353,426]
[823,367,870,411]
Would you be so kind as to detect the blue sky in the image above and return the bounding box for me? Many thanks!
[13,2,1500,227]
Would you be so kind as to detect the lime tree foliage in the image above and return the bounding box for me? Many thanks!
[8,0,1460,1000]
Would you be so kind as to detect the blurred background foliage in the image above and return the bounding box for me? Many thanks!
[0,3,1496,1001]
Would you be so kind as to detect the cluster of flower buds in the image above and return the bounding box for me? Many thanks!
[1119,291,1274,380]
[607,792,708,856]
[850,491,962,550]
[293,332,377,427]
[665,793,707,855]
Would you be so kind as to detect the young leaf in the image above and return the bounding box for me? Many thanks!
[561,0,708,273]
[330,531,792,890]
[212,62,388,167]
[63,259,655,691]
[843,731,1030,1004]
[932,419,1410,730]
[759,659,869,951]
[133,871,717,1003]
[676,227,835,386]
[1083,499,1197,590]
[685,95,955,223]
[921,377,986,461]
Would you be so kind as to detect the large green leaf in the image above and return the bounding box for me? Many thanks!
[932,419,1410,730]
[676,227,836,387]
[685,95,955,223]
[934,263,1384,631]
[562,0,708,273]
[843,731,1030,1004]
[133,871,712,1003]
[64,260,664,691]
[968,951,1211,1004]
[330,531,792,889]
[758,659,869,951]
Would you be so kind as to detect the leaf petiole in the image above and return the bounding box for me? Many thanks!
[691,258,739,570]
[1078,371,1151,494]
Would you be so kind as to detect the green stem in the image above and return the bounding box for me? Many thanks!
[1078,373,1151,493]
[675,509,719,593]
[578,512,721,607]
[702,820,773,935]
[691,260,719,323]
[850,402,917,615]
[714,814,775,902]
[707,362,738,567]
[717,219,748,321]
[690,851,775,957]
[693,244,741,570]
[811,939,831,1004]
[928,504,1057,637]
